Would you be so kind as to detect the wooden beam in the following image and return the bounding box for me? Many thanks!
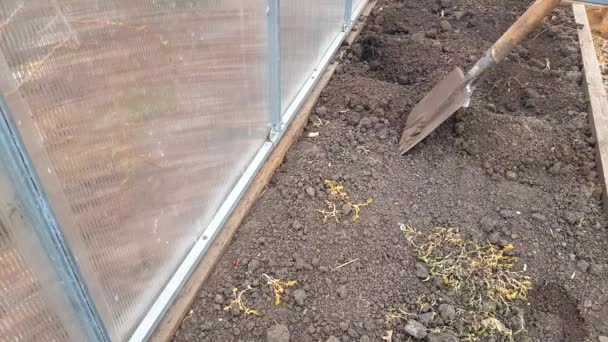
[573,3,608,214]
[148,2,377,341]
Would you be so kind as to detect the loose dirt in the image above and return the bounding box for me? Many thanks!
[174,1,608,341]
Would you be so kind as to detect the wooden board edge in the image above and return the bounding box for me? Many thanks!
[573,3,608,215]
[149,2,378,341]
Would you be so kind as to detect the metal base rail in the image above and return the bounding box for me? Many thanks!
[128,1,370,341]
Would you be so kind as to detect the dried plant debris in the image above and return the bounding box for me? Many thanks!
[391,223,532,341]
[224,286,261,317]
[316,179,373,223]
[263,274,298,305]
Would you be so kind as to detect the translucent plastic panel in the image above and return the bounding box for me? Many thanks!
[353,0,367,15]
[0,0,269,340]
[280,0,345,112]
[0,152,87,341]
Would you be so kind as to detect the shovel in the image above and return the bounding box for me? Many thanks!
[399,0,562,155]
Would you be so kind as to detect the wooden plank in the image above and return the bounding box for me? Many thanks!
[149,2,377,341]
[574,3,608,213]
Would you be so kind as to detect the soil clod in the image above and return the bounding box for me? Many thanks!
[438,303,456,322]
[404,319,427,339]
[293,289,307,306]
[428,332,459,342]
[414,262,430,279]
[266,324,290,342]
[337,285,348,299]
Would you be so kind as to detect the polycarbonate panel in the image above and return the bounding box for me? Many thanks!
[0,0,269,340]
[280,0,345,112]
[353,0,366,15]
[0,153,87,341]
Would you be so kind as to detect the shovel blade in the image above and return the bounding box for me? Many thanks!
[399,67,469,155]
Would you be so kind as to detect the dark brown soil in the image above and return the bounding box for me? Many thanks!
[174,1,608,341]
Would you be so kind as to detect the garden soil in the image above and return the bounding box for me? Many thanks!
[174,0,608,341]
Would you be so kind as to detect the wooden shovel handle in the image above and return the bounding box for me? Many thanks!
[492,0,562,62]
[465,0,561,83]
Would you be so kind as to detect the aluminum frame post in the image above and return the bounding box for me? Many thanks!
[268,0,282,141]
[344,0,353,31]
[0,96,110,342]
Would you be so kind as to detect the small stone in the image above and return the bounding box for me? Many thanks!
[565,71,583,83]
[360,336,371,342]
[325,336,340,342]
[506,171,518,181]
[438,304,456,321]
[584,300,592,308]
[337,285,348,298]
[439,20,452,32]
[305,187,316,197]
[293,289,307,306]
[531,213,547,222]
[428,333,459,342]
[454,11,465,20]
[214,294,224,305]
[404,319,427,339]
[599,336,608,342]
[311,257,320,267]
[267,324,290,342]
[577,259,590,273]
[417,312,434,326]
[415,262,430,279]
